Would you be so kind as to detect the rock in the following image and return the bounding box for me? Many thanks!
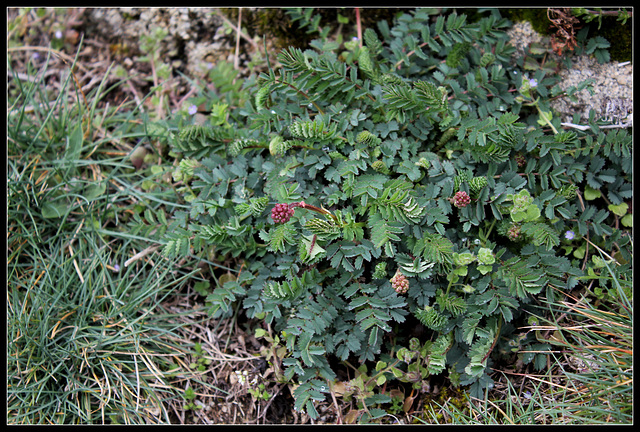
[85,8,228,78]
[507,21,632,124]
[84,9,631,126]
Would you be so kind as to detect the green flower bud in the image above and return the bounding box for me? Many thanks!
[453,252,476,266]
[477,247,495,265]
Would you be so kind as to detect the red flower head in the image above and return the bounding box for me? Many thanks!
[271,203,296,223]
[451,191,471,208]
[390,269,409,295]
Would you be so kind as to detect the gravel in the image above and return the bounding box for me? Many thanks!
[507,21,632,125]
[86,9,632,126]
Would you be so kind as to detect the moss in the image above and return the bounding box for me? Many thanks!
[502,8,552,35]
[417,386,471,424]
[501,8,631,62]
[221,8,310,50]
[586,15,632,62]
[357,8,414,30]
[220,8,413,50]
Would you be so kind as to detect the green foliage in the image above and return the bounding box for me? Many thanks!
[415,305,449,331]
[7,41,200,423]
[446,41,473,68]
[172,124,231,157]
[569,8,632,62]
[159,8,631,421]
[288,118,339,141]
[263,271,314,301]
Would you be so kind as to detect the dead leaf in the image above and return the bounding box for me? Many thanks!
[344,409,362,424]
[331,381,348,397]
[403,391,417,413]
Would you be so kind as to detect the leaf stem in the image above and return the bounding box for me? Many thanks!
[294,201,339,224]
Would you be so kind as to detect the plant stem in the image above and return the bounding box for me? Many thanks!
[234,8,242,70]
[355,8,362,48]
[294,201,339,224]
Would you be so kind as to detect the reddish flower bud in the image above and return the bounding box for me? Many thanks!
[450,191,471,208]
[390,269,409,294]
[507,224,521,241]
[271,203,296,223]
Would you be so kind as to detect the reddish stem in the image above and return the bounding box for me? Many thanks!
[291,201,338,223]
[355,8,362,48]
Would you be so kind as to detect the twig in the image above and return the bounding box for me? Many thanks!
[234,8,242,70]
[355,8,362,48]
[481,318,503,364]
[582,8,632,18]
[126,79,144,113]
[394,41,430,69]
[493,368,589,395]
[124,245,160,268]
[7,46,89,73]
[257,384,283,424]
[214,9,260,52]
[329,386,344,424]
[175,86,198,111]
[561,121,633,130]
[148,51,165,119]
[582,237,620,264]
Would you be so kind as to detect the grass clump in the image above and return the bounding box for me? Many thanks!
[7,40,201,424]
